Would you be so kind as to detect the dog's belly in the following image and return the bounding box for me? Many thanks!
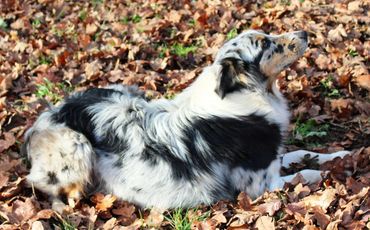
[96,153,281,208]
[96,154,220,208]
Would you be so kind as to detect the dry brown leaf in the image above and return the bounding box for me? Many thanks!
[0,177,24,199]
[347,1,363,13]
[85,60,102,80]
[86,23,98,35]
[10,18,25,30]
[192,218,218,230]
[31,209,54,222]
[108,69,124,83]
[9,198,38,224]
[78,34,91,49]
[354,75,370,90]
[210,211,227,225]
[102,217,117,230]
[145,208,163,227]
[228,212,258,227]
[111,201,136,225]
[330,98,353,117]
[315,54,331,70]
[92,194,117,212]
[31,221,46,230]
[293,183,311,199]
[328,24,347,42]
[13,41,28,52]
[0,132,16,153]
[237,192,252,211]
[167,10,182,23]
[285,203,307,222]
[326,220,342,230]
[0,173,9,188]
[302,188,337,211]
[312,206,330,229]
[254,216,275,230]
[257,200,281,216]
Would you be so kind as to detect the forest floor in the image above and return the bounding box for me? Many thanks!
[0,0,369,229]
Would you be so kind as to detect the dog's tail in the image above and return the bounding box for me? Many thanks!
[23,113,94,210]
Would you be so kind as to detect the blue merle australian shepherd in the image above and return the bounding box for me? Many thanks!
[24,30,350,211]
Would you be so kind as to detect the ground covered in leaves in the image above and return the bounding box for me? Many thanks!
[0,0,369,229]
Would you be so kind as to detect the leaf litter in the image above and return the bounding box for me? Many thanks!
[0,0,369,229]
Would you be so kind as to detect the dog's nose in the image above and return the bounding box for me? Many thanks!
[297,31,308,42]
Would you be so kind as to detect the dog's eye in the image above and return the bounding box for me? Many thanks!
[261,39,271,50]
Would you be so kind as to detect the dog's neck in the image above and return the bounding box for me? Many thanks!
[144,66,290,135]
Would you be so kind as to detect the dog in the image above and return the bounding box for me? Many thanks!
[23,30,350,211]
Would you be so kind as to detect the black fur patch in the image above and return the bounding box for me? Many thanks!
[141,143,195,180]
[47,171,59,184]
[52,88,118,142]
[145,114,282,181]
[215,57,248,99]
[51,88,129,155]
[275,44,284,53]
[288,43,296,51]
[183,114,282,171]
[210,178,235,201]
[247,176,253,185]
[262,38,271,50]
[141,115,281,181]
[216,55,270,97]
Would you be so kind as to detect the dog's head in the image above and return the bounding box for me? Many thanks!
[214,30,308,98]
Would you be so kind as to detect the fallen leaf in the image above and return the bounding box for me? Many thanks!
[312,206,330,229]
[31,221,45,230]
[347,1,363,13]
[167,10,182,23]
[285,203,307,222]
[0,132,16,153]
[111,201,136,225]
[9,198,38,224]
[86,23,98,35]
[354,75,370,90]
[211,210,227,225]
[315,54,331,70]
[84,60,102,80]
[328,24,347,42]
[228,212,258,227]
[237,192,252,211]
[254,216,275,230]
[302,188,337,212]
[92,194,117,212]
[102,217,117,230]
[257,200,281,216]
[145,208,163,227]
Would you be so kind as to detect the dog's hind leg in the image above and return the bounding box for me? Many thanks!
[281,150,350,168]
[25,126,94,212]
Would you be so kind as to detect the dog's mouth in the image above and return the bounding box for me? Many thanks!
[293,31,308,57]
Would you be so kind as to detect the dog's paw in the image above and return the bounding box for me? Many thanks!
[51,198,72,214]
[329,150,351,159]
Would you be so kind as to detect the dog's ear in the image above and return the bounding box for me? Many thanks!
[215,57,247,99]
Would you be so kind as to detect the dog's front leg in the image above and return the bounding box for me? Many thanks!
[270,169,326,191]
[281,150,350,168]
[269,150,351,191]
